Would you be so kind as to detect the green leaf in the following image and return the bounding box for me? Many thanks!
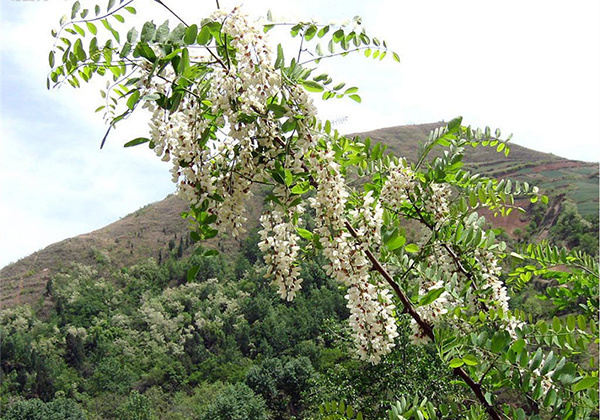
[126,27,138,43]
[275,43,284,69]
[491,331,509,353]
[86,21,98,35]
[449,358,464,368]
[267,102,286,117]
[291,181,310,195]
[74,38,86,61]
[419,287,445,306]
[315,43,323,56]
[511,338,526,354]
[49,50,55,67]
[318,25,330,38]
[540,351,557,376]
[73,24,85,37]
[101,18,120,42]
[301,80,324,92]
[572,376,598,392]
[385,234,406,252]
[284,169,293,186]
[552,316,562,332]
[184,24,198,45]
[462,354,479,366]
[404,243,419,253]
[304,25,317,41]
[120,42,132,57]
[566,314,576,332]
[296,228,313,240]
[134,43,156,62]
[107,0,115,12]
[542,387,557,408]
[349,94,361,103]
[196,25,212,45]
[332,29,344,43]
[393,52,400,62]
[577,315,586,330]
[71,0,81,19]
[332,82,346,91]
[529,348,543,371]
[187,265,200,283]
[141,21,156,43]
[124,6,136,14]
[126,89,140,109]
[124,137,150,147]
[113,14,125,23]
[155,20,170,42]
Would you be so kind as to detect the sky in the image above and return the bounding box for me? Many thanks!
[1,0,599,268]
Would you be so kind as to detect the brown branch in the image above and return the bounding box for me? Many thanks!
[344,221,502,420]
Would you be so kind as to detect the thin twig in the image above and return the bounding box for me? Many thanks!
[153,0,188,26]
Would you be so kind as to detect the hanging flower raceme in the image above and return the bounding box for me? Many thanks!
[258,206,304,301]
[346,276,399,364]
[380,160,416,211]
[474,249,509,312]
[424,183,452,222]
[308,150,398,363]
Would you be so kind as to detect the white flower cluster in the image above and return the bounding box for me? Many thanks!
[140,7,319,238]
[308,149,353,283]
[474,249,509,312]
[380,160,416,210]
[424,183,452,221]
[309,151,398,363]
[346,278,399,364]
[139,297,190,356]
[349,190,383,249]
[210,7,279,117]
[258,207,303,301]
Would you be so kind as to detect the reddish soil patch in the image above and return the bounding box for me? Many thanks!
[531,161,584,173]
[477,205,529,236]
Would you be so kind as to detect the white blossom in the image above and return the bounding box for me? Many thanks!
[258,207,303,301]
[309,150,398,363]
[380,160,416,210]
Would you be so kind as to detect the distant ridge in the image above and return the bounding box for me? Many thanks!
[1,122,597,310]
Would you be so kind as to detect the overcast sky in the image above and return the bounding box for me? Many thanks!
[1,0,599,268]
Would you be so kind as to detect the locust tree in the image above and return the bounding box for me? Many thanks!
[48,1,599,418]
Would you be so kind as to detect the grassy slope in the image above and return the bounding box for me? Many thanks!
[1,123,597,310]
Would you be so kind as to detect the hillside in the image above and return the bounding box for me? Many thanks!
[361,123,598,216]
[1,122,597,311]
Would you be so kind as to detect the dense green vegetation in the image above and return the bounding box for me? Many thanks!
[2,214,596,419]
[1,239,467,419]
